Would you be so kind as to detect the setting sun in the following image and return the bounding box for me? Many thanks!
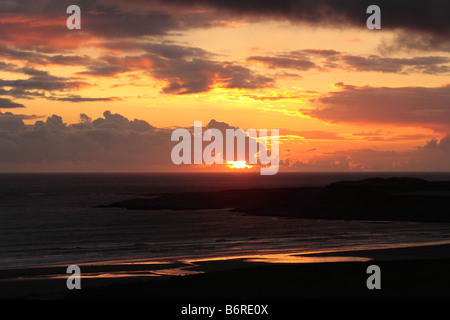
[226,161,253,169]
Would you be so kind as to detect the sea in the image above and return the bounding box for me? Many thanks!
[1,172,450,277]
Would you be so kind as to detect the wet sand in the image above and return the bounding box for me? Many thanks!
[1,243,450,300]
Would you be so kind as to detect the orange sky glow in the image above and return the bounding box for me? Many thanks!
[0,0,449,172]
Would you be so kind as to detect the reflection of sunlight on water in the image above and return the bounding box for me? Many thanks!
[13,267,202,281]
[244,254,372,263]
[15,271,160,280]
[184,252,372,265]
[78,267,203,278]
[77,272,158,278]
[152,267,203,276]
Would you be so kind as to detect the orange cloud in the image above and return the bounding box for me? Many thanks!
[300,83,450,132]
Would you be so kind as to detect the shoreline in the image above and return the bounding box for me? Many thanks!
[2,242,450,300]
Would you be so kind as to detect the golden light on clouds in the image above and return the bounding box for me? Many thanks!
[0,0,449,172]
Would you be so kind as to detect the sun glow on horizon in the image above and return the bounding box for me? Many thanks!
[226,161,253,169]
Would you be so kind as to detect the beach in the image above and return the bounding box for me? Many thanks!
[1,243,450,300]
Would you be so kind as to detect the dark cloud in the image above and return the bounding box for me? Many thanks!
[78,50,165,77]
[46,54,92,66]
[0,111,40,120]
[88,110,155,131]
[218,64,274,90]
[0,67,89,102]
[248,49,450,75]
[0,47,92,66]
[0,0,99,13]
[341,55,450,74]
[300,83,450,131]
[300,49,340,56]
[3,89,46,100]
[85,11,180,38]
[422,135,450,153]
[48,95,122,103]
[206,119,237,131]
[0,111,42,132]
[0,110,172,169]
[162,0,450,39]
[378,32,450,54]
[143,44,273,93]
[0,61,17,72]
[78,1,241,38]
[0,73,87,92]
[0,116,25,132]
[141,43,211,60]
[248,54,316,71]
[0,98,25,109]
[0,47,54,65]
[77,63,129,77]
[155,59,273,94]
[79,43,273,94]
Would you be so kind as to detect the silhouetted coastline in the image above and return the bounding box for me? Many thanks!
[101,177,450,222]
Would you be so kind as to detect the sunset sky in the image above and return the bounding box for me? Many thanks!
[0,0,449,172]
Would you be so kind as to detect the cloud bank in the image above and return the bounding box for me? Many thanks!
[300,83,450,132]
[1,110,450,172]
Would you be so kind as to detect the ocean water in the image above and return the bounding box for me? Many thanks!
[1,172,450,273]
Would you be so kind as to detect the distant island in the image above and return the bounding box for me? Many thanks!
[100,177,450,222]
